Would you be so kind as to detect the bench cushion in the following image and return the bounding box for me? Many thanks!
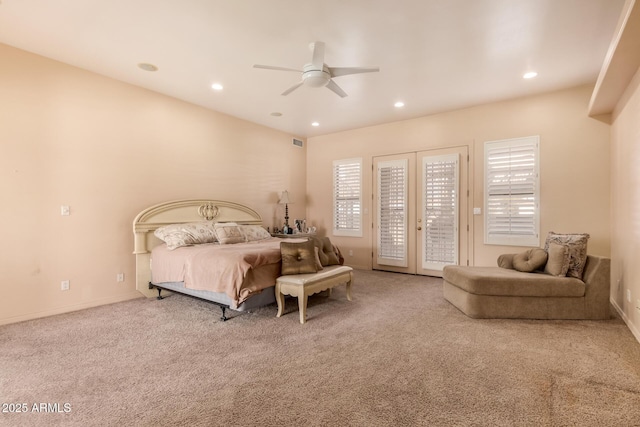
[277,265,352,286]
[442,266,585,298]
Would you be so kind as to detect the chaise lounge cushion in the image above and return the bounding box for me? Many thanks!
[544,242,571,276]
[544,232,590,279]
[442,267,585,298]
[512,248,548,272]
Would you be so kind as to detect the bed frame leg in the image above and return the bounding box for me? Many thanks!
[149,282,229,320]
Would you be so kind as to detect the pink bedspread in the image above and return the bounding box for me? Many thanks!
[151,238,305,308]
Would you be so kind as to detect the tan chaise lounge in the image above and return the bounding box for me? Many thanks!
[442,255,611,319]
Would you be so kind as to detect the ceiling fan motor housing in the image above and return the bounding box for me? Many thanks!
[302,64,330,87]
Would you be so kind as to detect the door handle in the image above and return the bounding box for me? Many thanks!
[417,226,422,231]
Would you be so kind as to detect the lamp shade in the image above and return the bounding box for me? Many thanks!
[278,190,291,204]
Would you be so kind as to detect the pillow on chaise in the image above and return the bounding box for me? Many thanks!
[544,232,590,279]
[280,240,318,275]
[512,248,548,272]
[497,254,515,269]
[544,242,571,277]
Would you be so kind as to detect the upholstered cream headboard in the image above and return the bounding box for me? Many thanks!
[132,199,263,297]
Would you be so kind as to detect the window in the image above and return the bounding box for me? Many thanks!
[333,158,362,237]
[484,136,540,246]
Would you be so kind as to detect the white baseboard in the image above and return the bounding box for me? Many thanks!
[610,297,640,344]
[0,292,142,326]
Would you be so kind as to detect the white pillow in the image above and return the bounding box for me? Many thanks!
[241,225,271,242]
[154,222,217,250]
[214,222,245,244]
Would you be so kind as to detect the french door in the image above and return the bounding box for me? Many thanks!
[373,147,468,277]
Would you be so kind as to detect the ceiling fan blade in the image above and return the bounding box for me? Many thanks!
[326,79,348,98]
[281,81,304,96]
[329,66,380,78]
[253,64,302,73]
[311,41,325,68]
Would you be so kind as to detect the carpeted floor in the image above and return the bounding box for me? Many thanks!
[1,269,640,426]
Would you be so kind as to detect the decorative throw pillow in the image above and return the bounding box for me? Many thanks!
[280,240,318,275]
[512,248,548,272]
[544,242,571,277]
[240,225,271,242]
[314,247,324,271]
[333,244,345,265]
[497,254,515,270]
[154,222,217,250]
[544,232,590,279]
[214,222,245,244]
[310,236,340,266]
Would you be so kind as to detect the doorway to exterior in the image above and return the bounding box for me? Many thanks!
[372,146,468,277]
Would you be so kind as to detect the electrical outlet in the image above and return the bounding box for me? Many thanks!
[60,205,70,216]
[116,273,124,282]
[61,280,70,291]
[348,250,353,256]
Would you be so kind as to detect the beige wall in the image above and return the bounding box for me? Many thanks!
[0,44,306,325]
[610,66,640,339]
[306,85,611,270]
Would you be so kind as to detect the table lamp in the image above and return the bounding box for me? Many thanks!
[278,190,291,233]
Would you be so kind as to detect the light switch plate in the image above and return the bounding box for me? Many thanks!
[473,207,482,215]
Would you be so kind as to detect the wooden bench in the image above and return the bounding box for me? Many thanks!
[275,265,353,324]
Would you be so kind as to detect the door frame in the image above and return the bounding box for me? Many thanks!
[372,146,469,276]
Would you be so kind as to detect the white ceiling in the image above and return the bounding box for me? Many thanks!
[0,0,625,138]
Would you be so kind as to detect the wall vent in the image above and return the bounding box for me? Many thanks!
[292,138,304,147]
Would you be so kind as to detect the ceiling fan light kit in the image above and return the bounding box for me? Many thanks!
[302,64,331,87]
[253,41,379,98]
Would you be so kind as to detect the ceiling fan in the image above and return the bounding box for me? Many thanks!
[253,41,379,98]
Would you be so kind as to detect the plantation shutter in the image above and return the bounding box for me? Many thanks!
[333,158,362,237]
[422,154,459,270]
[484,136,539,246]
[377,159,408,267]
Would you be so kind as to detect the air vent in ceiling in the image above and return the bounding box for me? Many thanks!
[292,138,304,147]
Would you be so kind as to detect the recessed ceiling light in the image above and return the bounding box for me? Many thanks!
[311,122,320,127]
[211,83,223,91]
[270,112,282,117]
[137,63,158,72]
[523,71,538,79]
[394,101,405,108]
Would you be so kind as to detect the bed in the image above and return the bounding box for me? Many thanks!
[133,199,303,320]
